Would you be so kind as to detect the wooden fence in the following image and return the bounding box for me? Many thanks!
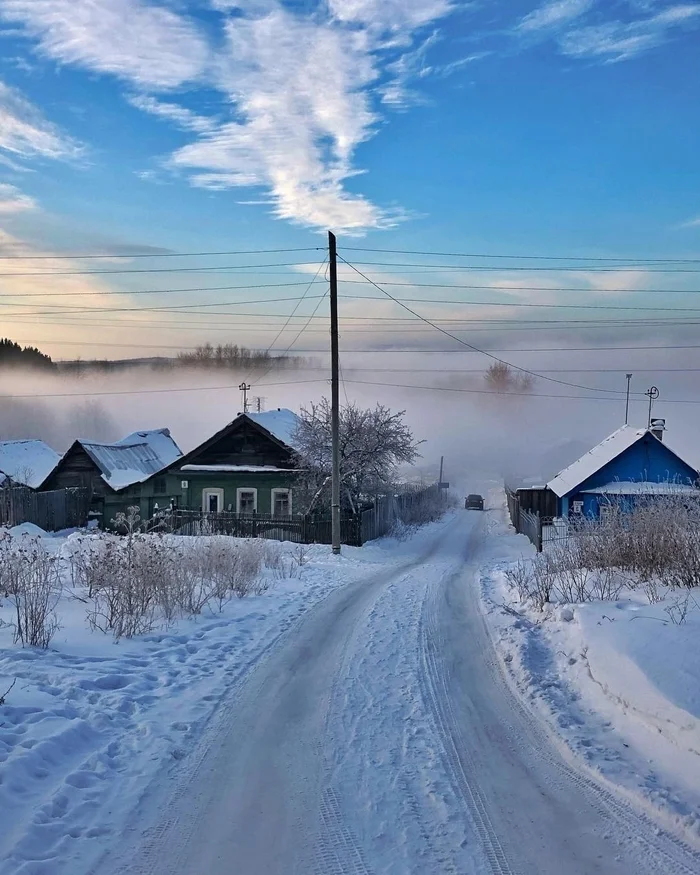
[506,487,543,551]
[150,484,443,547]
[0,486,90,532]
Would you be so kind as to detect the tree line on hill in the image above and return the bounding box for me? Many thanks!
[0,339,55,371]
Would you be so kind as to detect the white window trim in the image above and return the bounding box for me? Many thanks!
[236,487,258,514]
[271,487,292,517]
[202,487,224,513]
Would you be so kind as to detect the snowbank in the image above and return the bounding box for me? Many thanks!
[0,520,448,875]
[479,490,700,844]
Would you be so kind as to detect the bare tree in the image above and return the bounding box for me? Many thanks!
[293,399,422,513]
[485,363,534,394]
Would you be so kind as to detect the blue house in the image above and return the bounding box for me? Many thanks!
[547,421,700,519]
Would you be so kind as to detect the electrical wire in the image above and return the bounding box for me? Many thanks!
[0,247,324,260]
[0,260,323,277]
[346,260,700,274]
[340,247,700,264]
[338,257,640,396]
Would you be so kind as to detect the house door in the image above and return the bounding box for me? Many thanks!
[202,488,224,513]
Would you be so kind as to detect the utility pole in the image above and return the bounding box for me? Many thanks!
[645,386,659,428]
[239,382,251,413]
[439,455,444,485]
[625,373,633,425]
[329,231,341,555]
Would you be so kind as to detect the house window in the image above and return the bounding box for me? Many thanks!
[202,488,224,514]
[272,488,291,517]
[237,488,257,514]
[153,476,167,495]
[599,503,614,522]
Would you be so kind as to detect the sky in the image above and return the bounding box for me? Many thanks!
[0,0,699,449]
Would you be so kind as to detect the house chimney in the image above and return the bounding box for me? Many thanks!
[650,418,666,441]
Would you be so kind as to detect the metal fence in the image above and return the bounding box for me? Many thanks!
[150,484,443,547]
[0,486,90,531]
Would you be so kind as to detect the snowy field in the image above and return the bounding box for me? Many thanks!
[0,521,445,875]
[481,490,700,847]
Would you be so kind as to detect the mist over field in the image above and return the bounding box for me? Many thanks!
[2,350,698,493]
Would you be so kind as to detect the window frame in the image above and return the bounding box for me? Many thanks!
[271,487,292,518]
[236,487,258,514]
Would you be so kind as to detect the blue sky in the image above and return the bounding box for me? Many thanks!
[0,0,699,360]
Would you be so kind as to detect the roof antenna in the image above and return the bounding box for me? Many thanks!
[645,386,659,429]
[625,373,633,425]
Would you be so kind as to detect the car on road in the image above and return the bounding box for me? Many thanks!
[465,494,484,510]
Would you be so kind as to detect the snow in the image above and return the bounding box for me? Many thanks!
[0,522,443,875]
[0,440,60,489]
[79,428,182,491]
[583,481,699,495]
[246,408,300,449]
[180,464,293,473]
[547,426,697,497]
[480,489,700,844]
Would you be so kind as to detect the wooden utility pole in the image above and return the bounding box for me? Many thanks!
[239,382,251,413]
[329,231,341,555]
[625,374,633,425]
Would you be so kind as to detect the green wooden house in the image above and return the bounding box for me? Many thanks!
[147,409,302,518]
[39,428,183,526]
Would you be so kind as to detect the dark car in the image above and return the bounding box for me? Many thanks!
[465,494,484,510]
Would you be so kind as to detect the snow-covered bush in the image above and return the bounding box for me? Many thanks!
[509,496,700,610]
[65,521,282,639]
[0,530,61,648]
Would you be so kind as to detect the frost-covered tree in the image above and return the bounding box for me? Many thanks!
[293,399,421,513]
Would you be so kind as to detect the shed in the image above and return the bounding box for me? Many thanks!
[0,440,60,489]
[40,429,182,524]
[546,425,700,519]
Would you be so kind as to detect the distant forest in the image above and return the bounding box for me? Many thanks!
[56,343,310,374]
[0,339,55,371]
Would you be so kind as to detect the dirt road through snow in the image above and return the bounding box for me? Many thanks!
[105,512,700,875]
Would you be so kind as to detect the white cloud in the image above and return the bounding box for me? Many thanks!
[167,3,440,231]
[1,0,454,232]
[518,0,595,34]
[0,0,209,89]
[0,79,81,161]
[0,182,36,212]
[127,94,216,134]
[558,4,700,60]
[328,0,453,35]
[679,216,700,229]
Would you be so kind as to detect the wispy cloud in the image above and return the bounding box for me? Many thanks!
[126,94,216,134]
[0,0,455,232]
[0,0,209,89]
[559,4,700,61]
[0,182,36,212]
[518,0,595,34]
[0,79,81,162]
[678,216,700,229]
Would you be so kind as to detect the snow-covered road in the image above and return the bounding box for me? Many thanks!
[102,511,700,875]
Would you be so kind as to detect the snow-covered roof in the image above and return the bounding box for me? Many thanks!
[547,426,697,498]
[0,440,61,489]
[80,428,182,491]
[247,409,300,450]
[582,481,700,496]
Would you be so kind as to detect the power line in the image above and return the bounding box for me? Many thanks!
[346,260,700,274]
[342,379,700,405]
[0,378,328,401]
[339,282,700,297]
[0,280,328,299]
[338,257,639,397]
[0,260,322,277]
[0,247,323,260]
[340,247,700,264]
